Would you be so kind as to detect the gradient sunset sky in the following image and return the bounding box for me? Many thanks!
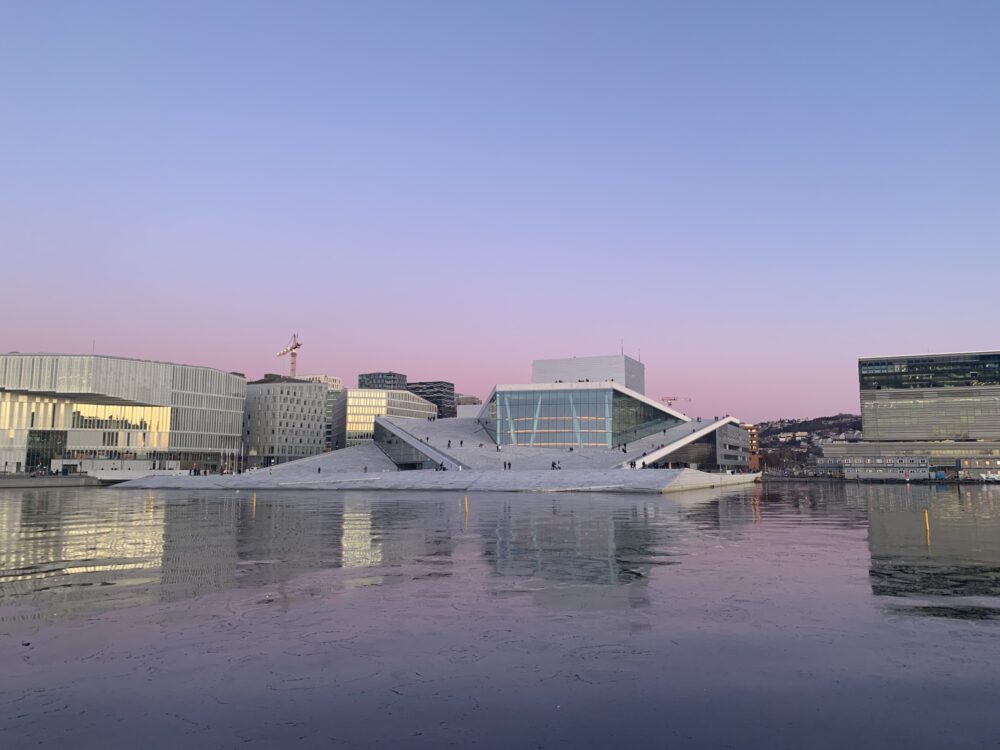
[2,1,998,423]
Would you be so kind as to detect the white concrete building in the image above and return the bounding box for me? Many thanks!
[531,354,646,395]
[243,375,326,467]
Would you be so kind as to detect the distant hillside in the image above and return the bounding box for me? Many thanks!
[754,413,862,468]
[757,413,861,440]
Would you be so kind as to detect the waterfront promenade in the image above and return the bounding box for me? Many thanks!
[119,463,759,494]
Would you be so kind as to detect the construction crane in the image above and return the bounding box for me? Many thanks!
[277,334,302,378]
[661,396,691,408]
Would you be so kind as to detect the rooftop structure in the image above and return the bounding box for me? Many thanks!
[531,354,645,395]
[407,381,457,419]
[358,371,407,390]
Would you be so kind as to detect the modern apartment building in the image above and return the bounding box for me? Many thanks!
[243,375,326,467]
[331,388,436,448]
[741,423,760,471]
[0,353,245,475]
[300,374,343,451]
[820,351,1000,479]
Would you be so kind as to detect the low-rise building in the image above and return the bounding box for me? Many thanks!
[332,388,437,449]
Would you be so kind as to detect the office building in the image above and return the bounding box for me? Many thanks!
[300,374,343,451]
[407,381,457,419]
[332,388,437,449]
[531,354,645,395]
[820,351,1000,479]
[358,371,407,390]
[0,353,245,475]
[243,375,326,467]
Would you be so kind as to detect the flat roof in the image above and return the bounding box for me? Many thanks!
[859,350,1000,362]
[1,352,244,375]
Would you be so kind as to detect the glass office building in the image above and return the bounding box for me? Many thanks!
[332,388,437,448]
[0,354,245,475]
[859,352,1000,442]
[860,353,1000,390]
[479,382,684,448]
[820,351,1000,479]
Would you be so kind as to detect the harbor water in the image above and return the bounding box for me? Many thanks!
[3,482,1000,748]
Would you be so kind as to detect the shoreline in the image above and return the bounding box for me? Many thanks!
[116,468,760,494]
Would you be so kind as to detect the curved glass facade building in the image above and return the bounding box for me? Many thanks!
[480,382,685,448]
[0,354,245,474]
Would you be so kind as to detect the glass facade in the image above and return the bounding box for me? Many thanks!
[373,421,439,470]
[333,389,437,448]
[484,387,683,447]
[0,355,245,474]
[860,353,1000,390]
[857,353,1000,442]
[406,381,457,419]
[358,372,407,390]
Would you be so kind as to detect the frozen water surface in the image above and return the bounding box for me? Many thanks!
[3,482,1000,748]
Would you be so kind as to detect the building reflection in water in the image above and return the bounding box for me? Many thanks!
[475,495,697,611]
[21,483,999,624]
[865,484,1000,613]
[0,489,166,624]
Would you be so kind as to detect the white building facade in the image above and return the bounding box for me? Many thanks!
[243,376,327,467]
[531,354,646,395]
[300,374,344,451]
